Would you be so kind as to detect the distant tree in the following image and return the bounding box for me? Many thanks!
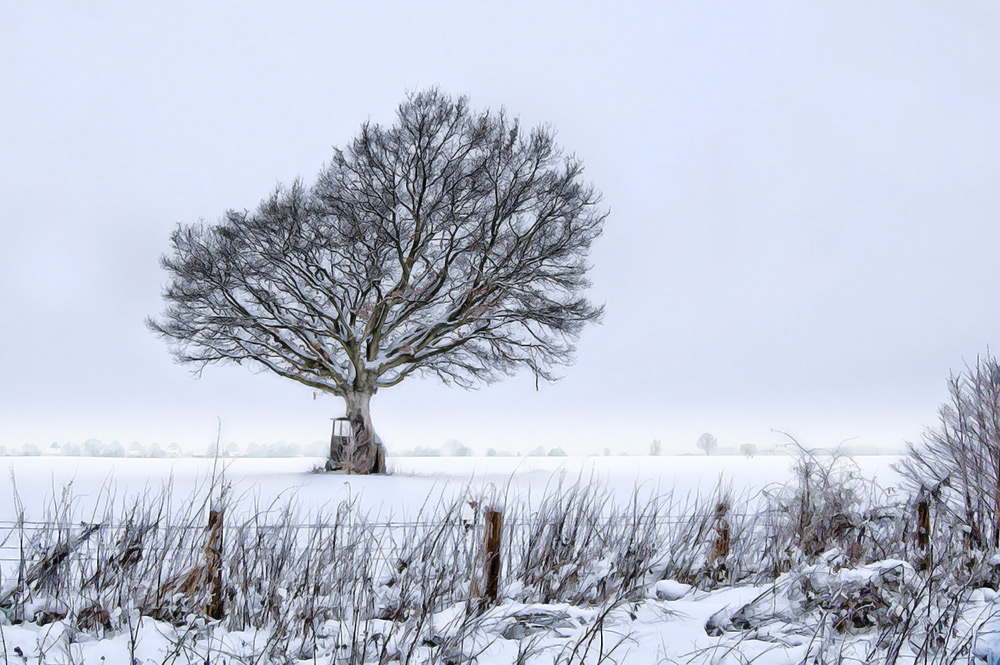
[899,354,1000,549]
[271,441,298,457]
[204,439,222,458]
[650,439,662,456]
[443,439,473,457]
[547,447,568,457]
[149,89,606,474]
[102,440,125,457]
[60,441,82,456]
[303,441,328,457]
[740,442,757,458]
[696,432,718,456]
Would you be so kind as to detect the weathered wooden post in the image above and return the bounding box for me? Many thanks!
[205,505,224,620]
[709,501,730,582]
[482,508,503,607]
[916,495,930,552]
[914,487,931,571]
[712,506,730,558]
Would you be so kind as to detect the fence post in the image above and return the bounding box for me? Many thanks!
[915,488,931,571]
[205,505,224,620]
[482,508,503,607]
[916,495,930,551]
[709,502,730,582]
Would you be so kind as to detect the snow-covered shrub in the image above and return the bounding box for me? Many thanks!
[514,478,666,605]
[899,354,1000,552]
[702,554,993,665]
[756,444,906,579]
[708,554,921,636]
[652,486,739,588]
[0,478,211,632]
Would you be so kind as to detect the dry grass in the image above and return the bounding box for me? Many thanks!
[0,449,997,663]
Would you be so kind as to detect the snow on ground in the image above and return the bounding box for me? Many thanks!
[1,454,903,524]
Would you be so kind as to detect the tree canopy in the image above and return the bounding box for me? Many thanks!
[150,90,606,473]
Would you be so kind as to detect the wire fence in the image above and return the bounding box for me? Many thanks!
[0,502,910,567]
[0,506,828,530]
[0,516,672,563]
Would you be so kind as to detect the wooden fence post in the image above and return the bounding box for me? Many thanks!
[711,503,730,560]
[915,489,931,571]
[205,506,224,620]
[482,508,503,607]
[709,502,730,582]
[916,495,930,552]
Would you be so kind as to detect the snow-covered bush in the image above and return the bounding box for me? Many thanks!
[708,554,921,636]
[756,444,907,579]
[515,478,664,605]
[899,354,1000,551]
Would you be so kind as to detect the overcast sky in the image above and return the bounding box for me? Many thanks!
[2,2,999,455]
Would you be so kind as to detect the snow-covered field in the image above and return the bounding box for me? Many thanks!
[1,454,903,522]
[3,454,998,664]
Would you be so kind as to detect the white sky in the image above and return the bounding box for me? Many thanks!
[2,1,999,455]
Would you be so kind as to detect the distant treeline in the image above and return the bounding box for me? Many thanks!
[0,439,899,458]
[0,439,330,458]
[1,439,573,458]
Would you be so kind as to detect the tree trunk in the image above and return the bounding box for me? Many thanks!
[332,389,384,474]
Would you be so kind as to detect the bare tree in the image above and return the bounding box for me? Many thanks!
[898,354,1000,549]
[696,433,718,456]
[149,90,606,473]
[740,442,756,458]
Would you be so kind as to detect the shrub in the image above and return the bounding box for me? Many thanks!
[898,354,1000,550]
